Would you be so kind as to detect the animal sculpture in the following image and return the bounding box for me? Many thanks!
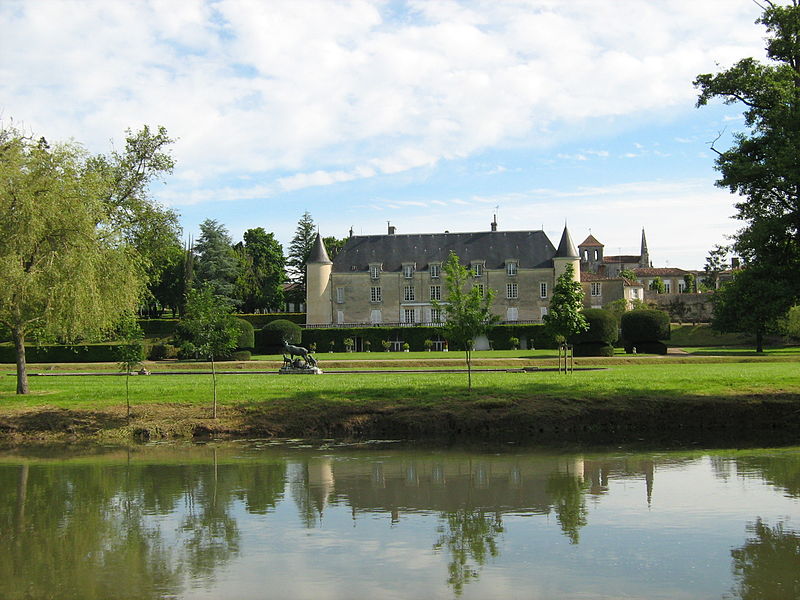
[282,340,317,367]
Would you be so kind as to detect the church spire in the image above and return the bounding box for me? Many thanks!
[640,228,651,267]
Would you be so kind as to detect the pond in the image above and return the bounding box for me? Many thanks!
[1,441,798,599]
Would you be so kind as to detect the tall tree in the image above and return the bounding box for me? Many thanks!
[234,227,285,313]
[702,244,731,289]
[88,125,182,292]
[322,235,347,261]
[695,1,800,308]
[0,127,144,394]
[711,265,792,352]
[432,251,498,390]
[286,211,316,303]
[544,263,589,344]
[194,219,241,304]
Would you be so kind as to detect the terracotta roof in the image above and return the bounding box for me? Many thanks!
[581,272,643,286]
[633,267,690,277]
[579,234,604,247]
[603,255,641,264]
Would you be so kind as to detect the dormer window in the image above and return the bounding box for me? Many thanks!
[506,261,517,276]
[429,264,440,278]
[403,264,415,278]
[370,265,381,279]
[472,262,484,278]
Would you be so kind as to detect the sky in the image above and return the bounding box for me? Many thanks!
[0,0,773,269]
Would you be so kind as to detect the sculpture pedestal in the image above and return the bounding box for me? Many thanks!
[279,366,323,375]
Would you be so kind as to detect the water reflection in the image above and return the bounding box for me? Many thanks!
[729,519,800,600]
[0,443,798,599]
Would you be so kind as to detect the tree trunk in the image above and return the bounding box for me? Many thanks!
[12,326,28,395]
[211,357,217,419]
[466,348,472,390]
[755,327,764,353]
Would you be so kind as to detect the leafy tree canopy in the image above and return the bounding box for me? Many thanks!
[194,219,241,305]
[544,264,588,343]
[695,1,800,305]
[234,227,285,313]
[432,251,498,389]
[0,125,146,394]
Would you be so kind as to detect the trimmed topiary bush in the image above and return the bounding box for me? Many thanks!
[572,341,615,357]
[234,318,255,350]
[257,319,302,354]
[570,309,618,356]
[621,309,670,354]
[230,350,252,361]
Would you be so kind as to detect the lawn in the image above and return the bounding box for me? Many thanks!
[2,361,799,410]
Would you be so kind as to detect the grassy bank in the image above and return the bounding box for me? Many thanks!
[1,360,799,445]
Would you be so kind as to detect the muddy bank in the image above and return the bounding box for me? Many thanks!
[1,393,798,447]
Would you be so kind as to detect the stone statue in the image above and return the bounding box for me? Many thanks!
[282,339,317,368]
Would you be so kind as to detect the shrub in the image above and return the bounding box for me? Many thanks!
[508,336,520,350]
[230,350,252,361]
[147,343,178,360]
[628,341,668,355]
[381,340,391,351]
[621,309,670,353]
[571,309,618,345]
[234,318,255,350]
[572,341,615,357]
[343,337,354,351]
[257,319,302,353]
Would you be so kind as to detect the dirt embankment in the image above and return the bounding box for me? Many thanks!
[1,393,799,447]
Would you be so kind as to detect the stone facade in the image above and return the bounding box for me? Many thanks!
[306,223,645,326]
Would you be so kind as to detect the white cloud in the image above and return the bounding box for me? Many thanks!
[0,0,766,202]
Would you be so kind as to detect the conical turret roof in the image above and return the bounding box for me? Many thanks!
[307,232,332,264]
[555,226,579,258]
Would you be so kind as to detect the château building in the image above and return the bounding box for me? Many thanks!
[306,221,643,326]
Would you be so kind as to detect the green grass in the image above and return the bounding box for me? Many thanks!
[2,362,799,411]
[684,346,800,356]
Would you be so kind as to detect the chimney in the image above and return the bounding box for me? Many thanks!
[387,222,396,235]
[491,214,498,232]
[349,226,354,238]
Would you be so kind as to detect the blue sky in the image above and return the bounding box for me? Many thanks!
[0,0,770,268]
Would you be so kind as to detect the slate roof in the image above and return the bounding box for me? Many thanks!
[308,232,332,264]
[331,230,558,273]
[555,226,579,258]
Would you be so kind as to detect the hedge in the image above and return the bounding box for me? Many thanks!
[0,344,131,363]
[257,320,303,353]
[235,313,306,328]
[572,309,618,345]
[301,324,557,352]
[234,318,255,350]
[621,309,671,344]
[138,319,179,336]
[572,341,615,357]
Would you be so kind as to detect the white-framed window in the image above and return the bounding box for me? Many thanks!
[664,281,672,293]
[472,262,483,277]
[403,308,415,323]
[336,287,345,303]
[370,265,380,279]
[336,310,344,324]
[540,282,548,298]
[591,282,601,296]
[506,282,518,299]
[370,286,382,303]
[506,307,518,321]
[430,308,442,323]
[404,286,415,301]
[631,288,640,300]
[430,285,441,301]
[678,281,686,293]
[403,264,414,278]
[370,309,382,324]
[430,264,440,278]
[506,262,517,276]
[474,283,485,297]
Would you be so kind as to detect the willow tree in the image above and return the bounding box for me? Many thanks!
[0,128,145,394]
